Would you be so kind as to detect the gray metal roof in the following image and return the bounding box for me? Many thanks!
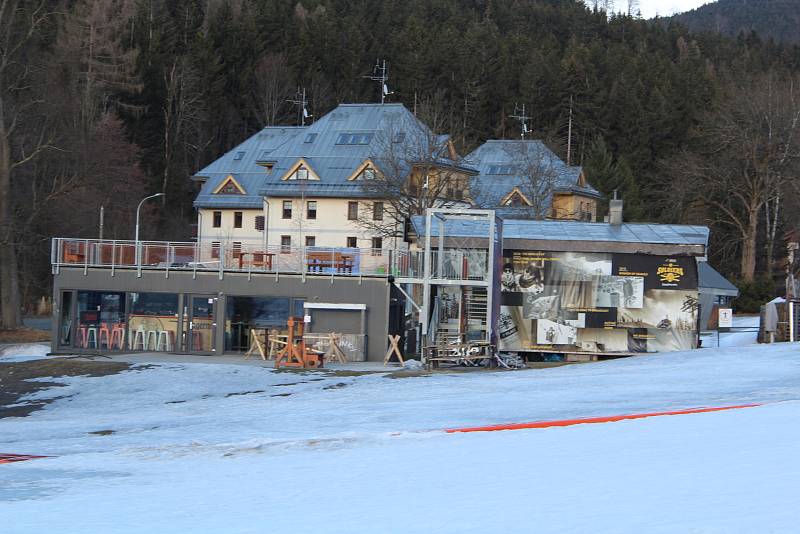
[410,215,709,247]
[193,126,306,208]
[193,103,475,208]
[698,261,739,296]
[466,140,601,210]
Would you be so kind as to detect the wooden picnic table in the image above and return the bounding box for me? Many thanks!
[306,251,354,273]
[237,251,274,270]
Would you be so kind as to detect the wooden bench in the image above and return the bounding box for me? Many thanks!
[306,251,354,274]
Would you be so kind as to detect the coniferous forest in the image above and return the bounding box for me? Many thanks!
[2,0,800,327]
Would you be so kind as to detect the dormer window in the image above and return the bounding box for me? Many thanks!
[257,161,275,173]
[296,168,309,180]
[213,175,246,195]
[362,167,376,180]
[282,159,319,181]
[501,187,532,207]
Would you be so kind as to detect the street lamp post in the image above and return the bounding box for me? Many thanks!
[135,193,165,267]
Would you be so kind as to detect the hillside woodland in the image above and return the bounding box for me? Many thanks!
[670,0,800,44]
[1,0,800,327]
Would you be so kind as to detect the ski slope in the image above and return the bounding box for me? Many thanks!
[2,342,799,533]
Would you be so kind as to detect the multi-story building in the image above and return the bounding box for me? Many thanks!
[192,103,476,257]
[467,140,601,221]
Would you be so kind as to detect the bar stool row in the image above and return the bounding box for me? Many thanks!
[78,324,175,351]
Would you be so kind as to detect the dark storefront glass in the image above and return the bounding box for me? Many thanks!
[225,296,304,351]
[75,291,126,350]
[128,293,180,352]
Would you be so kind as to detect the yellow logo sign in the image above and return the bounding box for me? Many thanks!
[657,264,683,284]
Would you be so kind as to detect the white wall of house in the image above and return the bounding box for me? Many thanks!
[198,199,403,252]
[266,197,402,250]
[198,208,264,246]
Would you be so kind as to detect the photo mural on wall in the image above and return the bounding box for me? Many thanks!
[498,251,699,354]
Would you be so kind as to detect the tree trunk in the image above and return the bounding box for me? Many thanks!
[740,206,759,282]
[0,130,22,329]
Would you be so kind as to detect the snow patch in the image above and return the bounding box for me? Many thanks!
[0,343,50,362]
[402,359,423,370]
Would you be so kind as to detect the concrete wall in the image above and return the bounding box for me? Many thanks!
[52,267,390,361]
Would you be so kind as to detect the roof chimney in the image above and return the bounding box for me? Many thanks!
[609,189,623,226]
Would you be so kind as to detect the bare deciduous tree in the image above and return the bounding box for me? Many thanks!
[0,0,53,329]
[252,52,293,126]
[671,71,800,281]
[356,112,472,243]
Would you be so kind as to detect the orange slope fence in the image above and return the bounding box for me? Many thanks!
[0,453,51,465]
[445,404,763,434]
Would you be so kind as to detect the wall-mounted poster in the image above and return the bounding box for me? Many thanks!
[537,319,578,345]
[613,255,697,291]
[595,275,644,309]
[499,250,699,354]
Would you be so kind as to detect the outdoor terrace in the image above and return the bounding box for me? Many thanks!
[51,238,490,282]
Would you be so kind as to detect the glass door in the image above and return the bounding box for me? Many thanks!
[184,295,216,354]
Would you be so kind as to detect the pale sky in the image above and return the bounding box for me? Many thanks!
[598,1,714,19]
[635,0,713,19]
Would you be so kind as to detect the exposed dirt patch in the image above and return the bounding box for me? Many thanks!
[89,429,115,436]
[0,328,50,344]
[323,382,348,390]
[0,358,131,419]
[385,370,432,379]
[225,390,266,397]
[270,393,292,397]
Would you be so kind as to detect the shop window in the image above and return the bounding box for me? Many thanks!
[128,293,179,352]
[75,291,127,351]
[213,211,222,228]
[59,291,74,347]
[234,211,243,228]
[225,296,292,352]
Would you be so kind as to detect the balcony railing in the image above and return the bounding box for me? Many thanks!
[51,238,491,282]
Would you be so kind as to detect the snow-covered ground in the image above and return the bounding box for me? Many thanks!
[700,315,760,348]
[2,339,800,533]
[0,343,50,363]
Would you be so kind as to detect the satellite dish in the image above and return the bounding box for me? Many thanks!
[383,83,393,96]
[303,107,311,118]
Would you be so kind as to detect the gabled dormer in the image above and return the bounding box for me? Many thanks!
[501,187,532,207]
[347,159,381,181]
[280,158,320,181]
[213,175,247,195]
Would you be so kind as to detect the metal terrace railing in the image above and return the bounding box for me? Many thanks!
[52,238,393,278]
[51,238,491,282]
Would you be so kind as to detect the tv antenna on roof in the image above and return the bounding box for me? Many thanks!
[363,59,393,104]
[510,103,531,140]
[287,87,312,126]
